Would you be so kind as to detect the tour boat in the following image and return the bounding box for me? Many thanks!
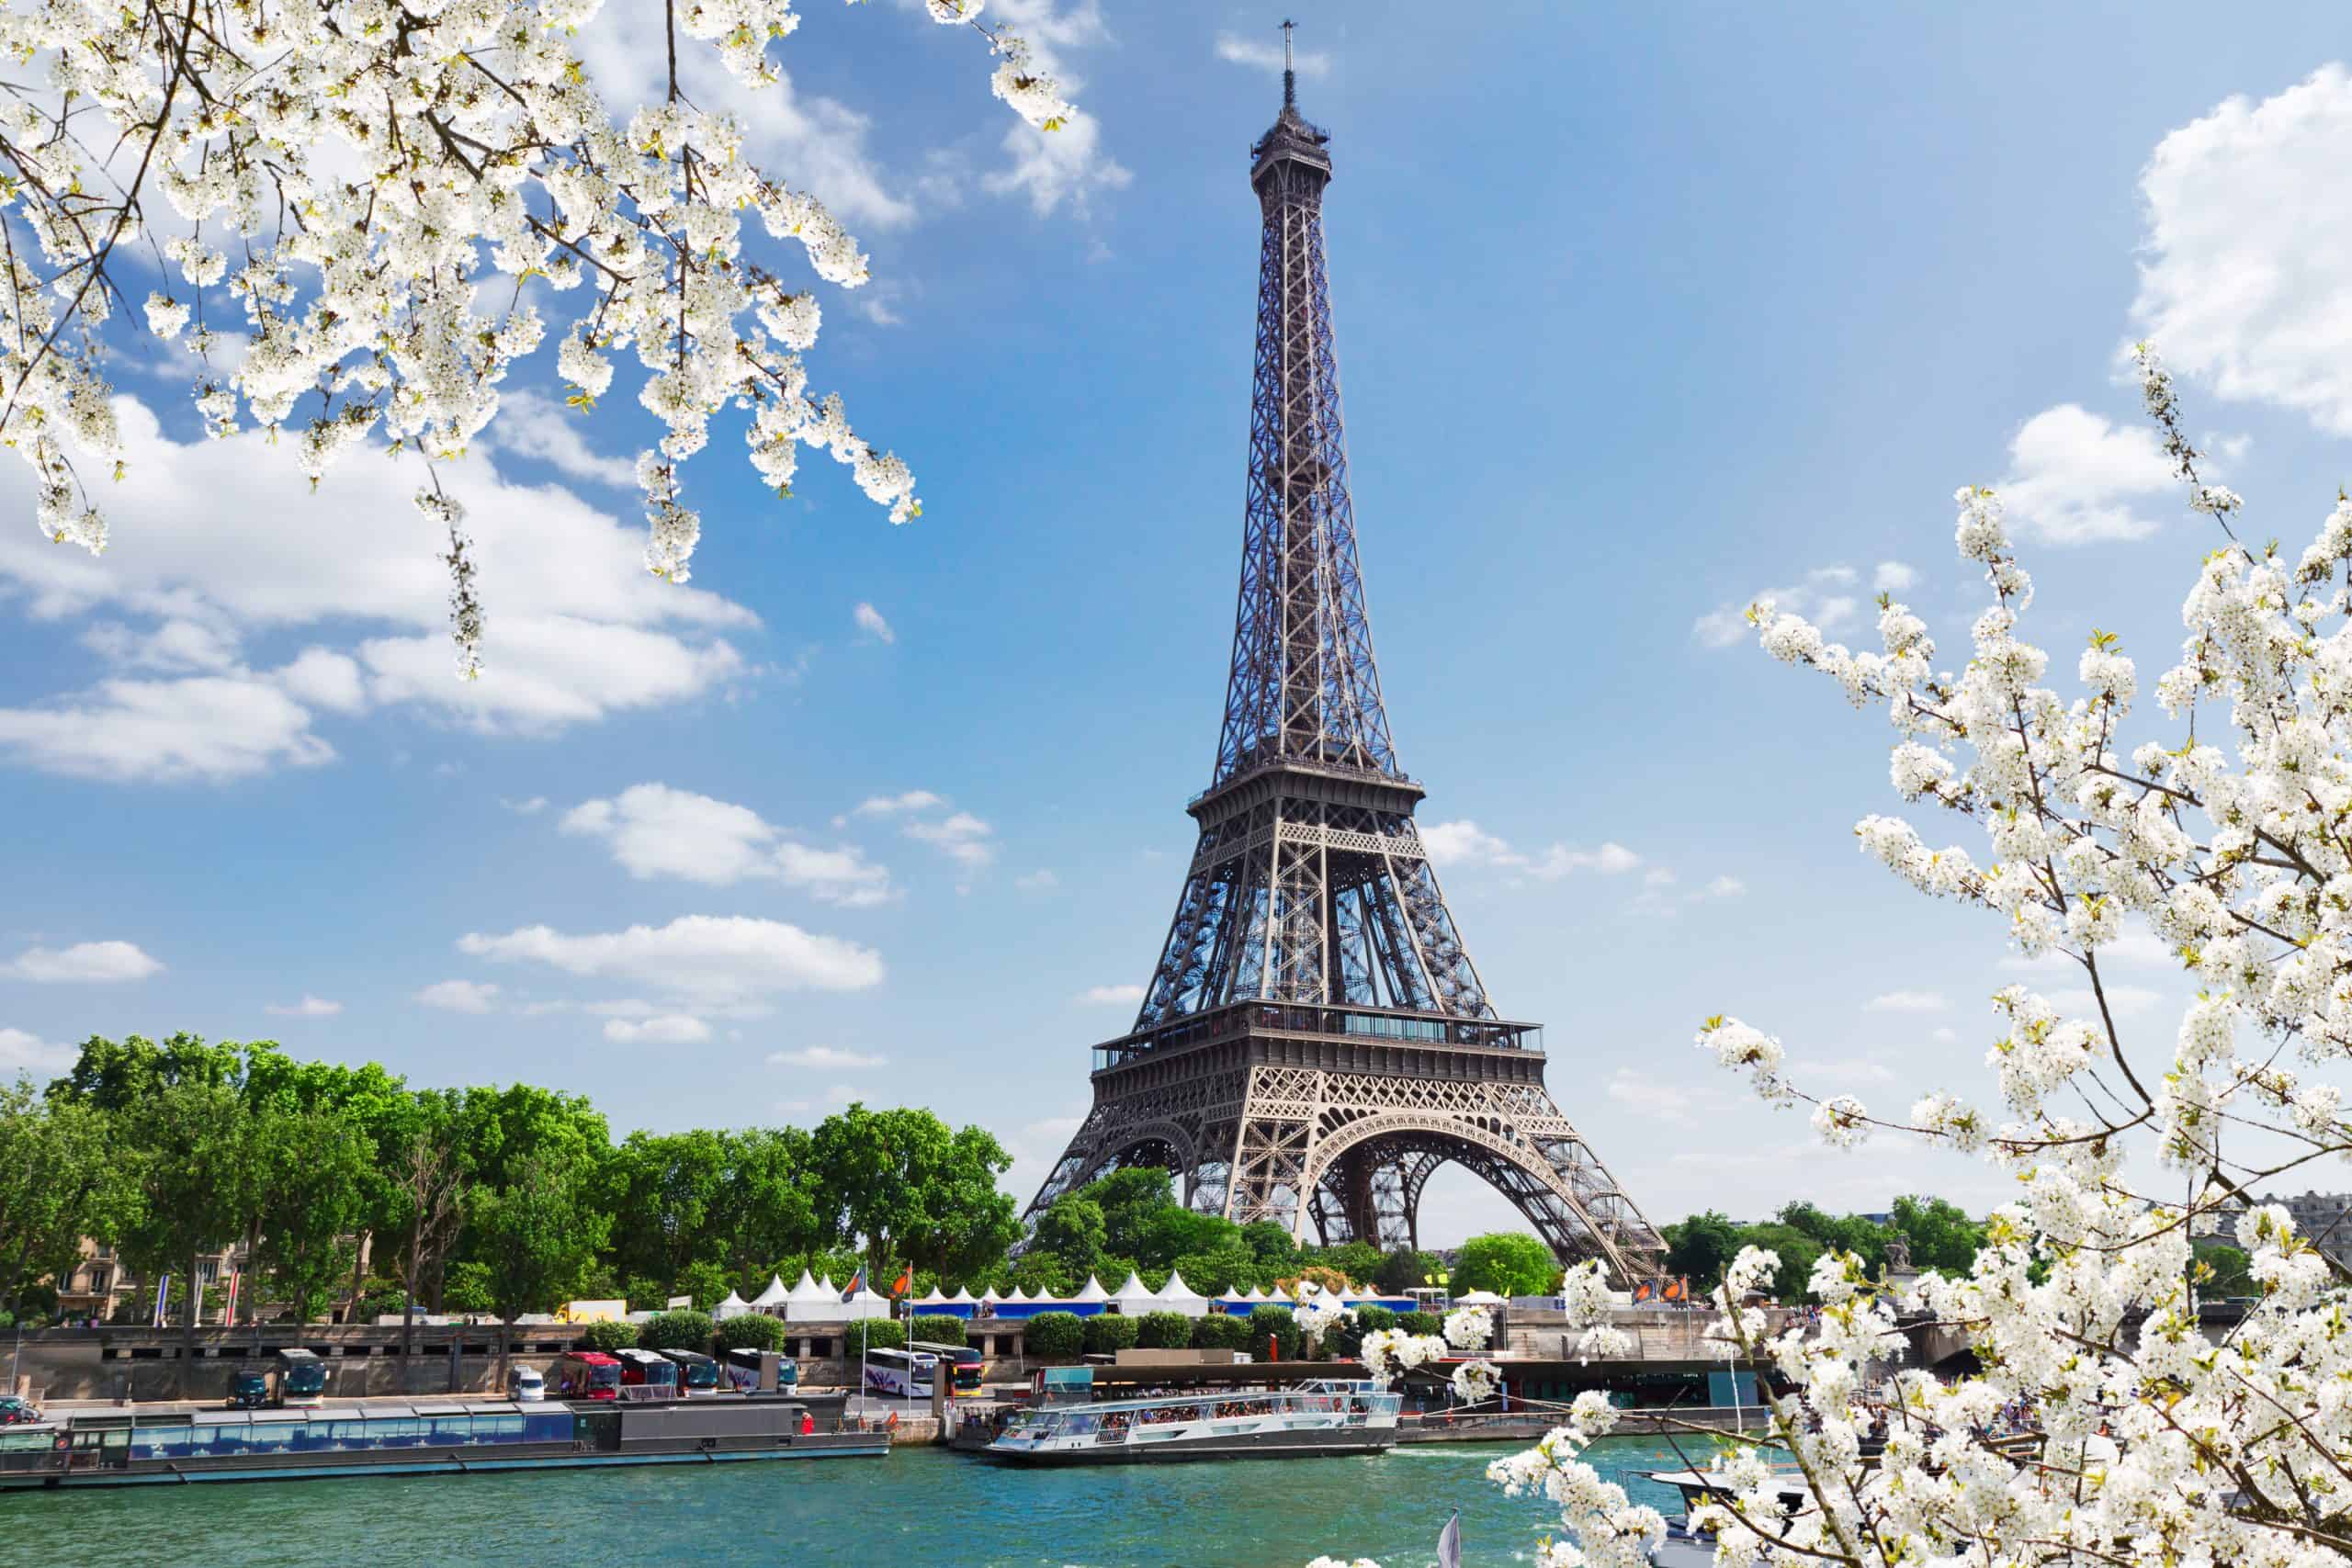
[0,1397,886,1489]
[981,1380,1399,1466]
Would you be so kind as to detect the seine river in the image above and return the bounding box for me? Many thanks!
[6,1436,1696,1565]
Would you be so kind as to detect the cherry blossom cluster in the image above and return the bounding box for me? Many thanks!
[0,0,1075,672]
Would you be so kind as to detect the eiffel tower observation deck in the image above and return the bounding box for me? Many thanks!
[1023,45,1667,1283]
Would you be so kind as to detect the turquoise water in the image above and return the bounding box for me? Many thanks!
[2,1436,1701,1565]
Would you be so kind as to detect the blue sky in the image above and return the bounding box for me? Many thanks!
[9,3,2352,1243]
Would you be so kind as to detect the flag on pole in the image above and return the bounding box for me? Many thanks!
[224,1269,240,1326]
[842,1266,865,1301]
[153,1273,170,1329]
[891,1264,912,1298]
[1437,1510,1462,1568]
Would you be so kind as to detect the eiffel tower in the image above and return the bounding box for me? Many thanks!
[1023,44,1667,1283]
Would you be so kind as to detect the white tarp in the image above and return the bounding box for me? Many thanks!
[1155,1269,1211,1318]
[713,1291,751,1322]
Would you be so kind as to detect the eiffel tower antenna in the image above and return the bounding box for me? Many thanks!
[1021,62,1666,1281]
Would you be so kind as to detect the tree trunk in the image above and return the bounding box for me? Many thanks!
[496,1315,511,1393]
[345,1230,370,1324]
[401,1228,422,1393]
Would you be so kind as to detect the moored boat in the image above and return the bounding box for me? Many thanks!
[981,1379,1398,1466]
[0,1397,884,1489]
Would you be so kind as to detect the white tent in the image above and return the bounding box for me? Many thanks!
[783,1269,836,1322]
[713,1290,751,1322]
[1108,1270,1159,1314]
[749,1274,790,1309]
[948,1286,978,1307]
[913,1285,951,1311]
[978,1286,1002,1307]
[817,1274,838,1297]
[1453,1289,1505,1305]
[1242,1285,1268,1303]
[1069,1273,1110,1304]
[1156,1269,1211,1318]
[1005,1286,1032,1304]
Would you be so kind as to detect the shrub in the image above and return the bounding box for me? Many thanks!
[910,1314,967,1348]
[1247,1304,1303,1360]
[712,1314,786,1353]
[638,1310,715,1352]
[846,1317,905,1353]
[1083,1314,1139,1355]
[351,1279,407,1322]
[1023,1311,1085,1359]
[1396,1310,1441,1337]
[1135,1310,1192,1349]
[576,1320,637,1354]
[1190,1313,1252,1351]
[1329,1303,1393,1359]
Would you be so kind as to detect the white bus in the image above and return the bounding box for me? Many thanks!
[863,1347,938,1399]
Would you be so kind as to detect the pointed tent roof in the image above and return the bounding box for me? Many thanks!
[1242,1285,1268,1303]
[1005,1286,1032,1304]
[978,1286,1002,1304]
[717,1290,748,1309]
[913,1285,950,1308]
[784,1270,831,1304]
[1108,1270,1158,1307]
[1069,1273,1110,1303]
[948,1286,978,1305]
[1157,1269,1208,1313]
[1453,1288,1505,1304]
[842,1282,892,1320]
[714,1290,750,1320]
[750,1274,790,1308]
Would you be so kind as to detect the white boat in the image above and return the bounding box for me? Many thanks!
[981,1380,1399,1466]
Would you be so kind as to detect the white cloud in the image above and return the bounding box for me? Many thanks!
[482,390,639,489]
[458,914,885,1001]
[1932,1027,1958,1043]
[1996,404,2176,545]
[766,1044,888,1069]
[904,810,997,872]
[1795,1056,1899,1087]
[1692,565,1863,649]
[4,940,164,983]
[0,397,757,781]
[415,978,501,1013]
[1702,875,1747,899]
[2134,65,2352,434]
[603,1014,712,1045]
[1015,869,1059,893]
[1213,28,1332,78]
[561,783,892,905]
[0,1027,74,1075]
[1420,820,1639,880]
[1873,561,1917,593]
[852,602,896,645]
[503,796,549,815]
[265,995,343,1018]
[1865,989,1950,1013]
[850,790,947,818]
[978,1,1130,217]
[2000,926,2177,973]
[1076,983,1145,1006]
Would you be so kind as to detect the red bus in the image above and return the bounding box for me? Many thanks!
[556,1351,622,1400]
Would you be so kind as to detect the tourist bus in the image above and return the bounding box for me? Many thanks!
[274,1348,327,1408]
[555,1351,622,1400]
[723,1348,798,1393]
[862,1347,938,1399]
[657,1348,719,1395]
[910,1341,983,1398]
[614,1348,680,1396]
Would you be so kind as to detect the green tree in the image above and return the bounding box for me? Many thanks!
[1135,1310,1191,1349]
[1396,1310,1442,1337]
[0,1081,127,1314]
[639,1310,715,1351]
[1083,1314,1139,1355]
[1663,1211,1743,1292]
[1031,1195,1106,1279]
[1023,1311,1084,1359]
[714,1314,786,1352]
[809,1105,1021,1280]
[1330,1303,1394,1359]
[251,1104,376,1322]
[1081,1168,1183,1261]
[910,1314,967,1347]
[1308,1240,1382,1286]
[673,1258,736,1312]
[846,1316,904,1353]
[1242,1221,1304,1267]
[1191,1313,1252,1351]
[380,1089,473,1362]
[2194,1241,2255,1297]
[605,1128,729,1290]
[1374,1247,1443,1295]
[577,1319,638,1353]
[1888,1195,1985,1275]
[1453,1232,1559,1297]
[1733,1222,1822,1302]
[115,1077,257,1387]
[442,1259,494,1314]
[706,1127,822,1282]
[469,1151,611,1383]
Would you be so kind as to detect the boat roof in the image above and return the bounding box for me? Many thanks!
[1023,1380,1385,1416]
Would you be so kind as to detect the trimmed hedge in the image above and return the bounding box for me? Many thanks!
[1083,1314,1139,1355]
[575,1320,637,1353]
[1396,1310,1442,1337]
[1247,1304,1303,1361]
[846,1317,905,1353]
[1329,1303,1393,1359]
[638,1310,715,1351]
[1136,1310,1192,1349]
[1024,1311,1086,1359]
[712,1314,786,1352]
[910,1314,967,1348]
[1189,1313,1252,1351]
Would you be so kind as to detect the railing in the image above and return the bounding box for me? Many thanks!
[1094,1002,1540,1073]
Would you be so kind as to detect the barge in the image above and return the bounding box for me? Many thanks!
[981,1379,1399,1466]
[0,1397,886,1489]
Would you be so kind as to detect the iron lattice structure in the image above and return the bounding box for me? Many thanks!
[1023,73,1667,1283]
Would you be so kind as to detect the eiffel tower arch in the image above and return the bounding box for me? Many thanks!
[1023,59,1667,1284]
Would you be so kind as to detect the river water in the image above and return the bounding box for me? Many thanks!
[5,1435,1702,1565]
